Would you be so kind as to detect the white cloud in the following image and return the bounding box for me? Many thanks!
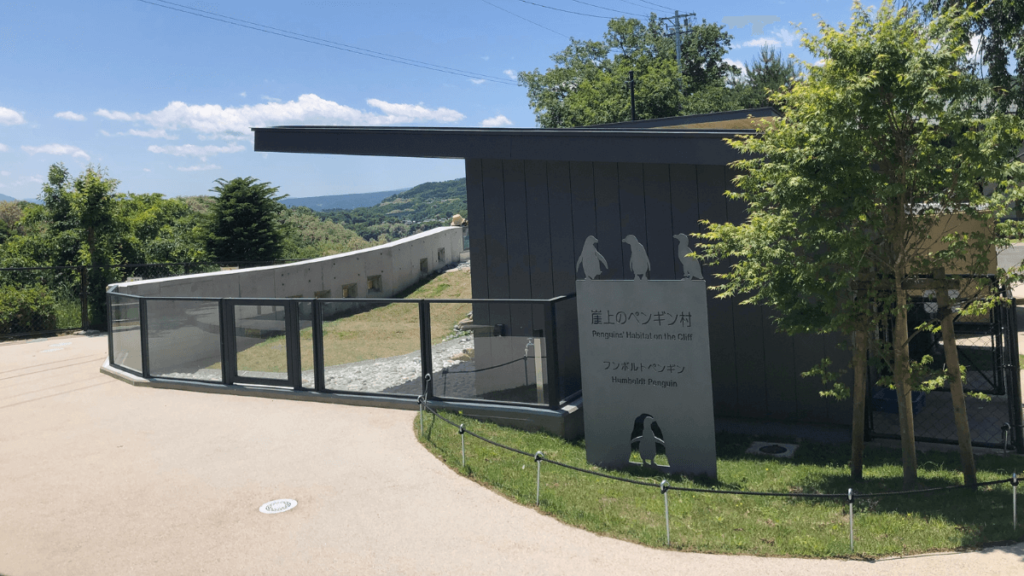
[262,96,281,103]
[775,29,798,47]
[54,111,86,121]
[724,58,746,72]
[95,109,133,121]
[143,168,151,172]
[743,37,779,48]
[240,92,247,97]
[177,164,221,172]
[127,128,177,139]
[0,143,7,152]
[22,144,90,160]
[743,27,798,48]
[0,106,25,125]
[94,94,466,140]
[814,58,826,67]
[504,69,517,80]
[481,56,490,61]
[481,115,512,127]
[1,171,9,176]
[470,79,486,85]
[148,143,245,161]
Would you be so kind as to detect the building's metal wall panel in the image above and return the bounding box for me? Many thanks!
[466,158,846,425]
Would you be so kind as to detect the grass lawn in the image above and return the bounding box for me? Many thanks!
[416,410,1024,558]
[234,269,473,373]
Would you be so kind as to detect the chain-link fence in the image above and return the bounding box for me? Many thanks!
[0,261,301,339]
[868,291,1024,450]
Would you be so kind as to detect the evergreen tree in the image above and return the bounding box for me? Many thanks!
[207,177,286,262]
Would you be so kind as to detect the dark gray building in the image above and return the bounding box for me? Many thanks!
[253,107,856,433]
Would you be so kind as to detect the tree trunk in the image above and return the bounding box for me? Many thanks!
[893,286,919,488]
[851,329,868,481]
[934,268,977,486]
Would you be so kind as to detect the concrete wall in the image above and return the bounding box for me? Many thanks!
[111,227,464,299]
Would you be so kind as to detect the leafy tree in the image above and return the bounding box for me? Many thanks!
[925,0,1023,116]
[74,166,121,328]
[698,1,1024,487]
[207,177,286,262]
[518,16,741,127]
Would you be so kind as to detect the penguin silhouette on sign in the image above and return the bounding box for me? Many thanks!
[576,235,608,280]
[622,235,650,280]
[630,414,667,467]
[673,233,704,280]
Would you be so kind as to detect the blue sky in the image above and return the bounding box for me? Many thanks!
[0,0,855,201]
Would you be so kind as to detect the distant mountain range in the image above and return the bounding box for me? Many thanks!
[0,193,36,203]
[321,178,467,241]
[281,188,410,211]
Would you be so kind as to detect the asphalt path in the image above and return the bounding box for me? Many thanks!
[1,335,1023,575]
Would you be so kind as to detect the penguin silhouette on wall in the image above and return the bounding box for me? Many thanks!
[673,233,704,280]
[576,235,608,280]
[630,414,667,467]
[622,235,650,280]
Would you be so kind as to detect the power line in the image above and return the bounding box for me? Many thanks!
[613,0,664,12]
[478,0,571,39]
[632,0,675,10]
[510,0,616,19]
[135,0,516,85]
[565,0,647,18]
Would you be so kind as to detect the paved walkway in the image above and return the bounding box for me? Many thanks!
[1,335,1022,575]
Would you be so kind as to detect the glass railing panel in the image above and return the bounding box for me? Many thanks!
[320,300,422,395]
[110,295,142,373]
[146,299,222,382]
[233,304,288,381]
[430,302,548,405]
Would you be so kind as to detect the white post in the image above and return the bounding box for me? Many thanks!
[848,488,855,554]
[535,451,544,506]
[661,480,670,546]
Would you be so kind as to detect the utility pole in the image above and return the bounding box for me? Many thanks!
[627,71,637,121]
[660,10,695,95]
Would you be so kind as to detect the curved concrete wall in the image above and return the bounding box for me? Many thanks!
[111,226,464,299]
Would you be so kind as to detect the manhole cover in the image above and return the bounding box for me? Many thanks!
[259,499,297,514]
[759,444,788,455]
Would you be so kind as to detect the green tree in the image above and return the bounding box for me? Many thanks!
[744,46,803,108]
[698,1,1024,487]
[207,177,286,262]
[518,15,741,127]
[925,0,1023,116]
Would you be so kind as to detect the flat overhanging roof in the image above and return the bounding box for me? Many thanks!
[252,125,755,166]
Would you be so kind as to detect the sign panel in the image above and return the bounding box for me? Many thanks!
[576,279,716,479]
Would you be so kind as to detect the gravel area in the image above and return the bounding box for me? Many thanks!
[160,335,478,395]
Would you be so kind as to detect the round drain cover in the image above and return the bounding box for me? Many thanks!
[259,499,297,514]
[759,444,788,455]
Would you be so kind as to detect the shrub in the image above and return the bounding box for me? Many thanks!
[0,285,58,334]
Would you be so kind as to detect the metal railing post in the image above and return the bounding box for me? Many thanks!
[312,300,326,393]
[544,300,562,409]
[419,301,434,400]
[139,299,150,378]
[106,291,114,365]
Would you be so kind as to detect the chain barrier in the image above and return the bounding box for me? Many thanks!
[422,404,1019,552]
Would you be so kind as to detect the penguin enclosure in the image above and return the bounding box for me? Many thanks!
[253,107,1023,447]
